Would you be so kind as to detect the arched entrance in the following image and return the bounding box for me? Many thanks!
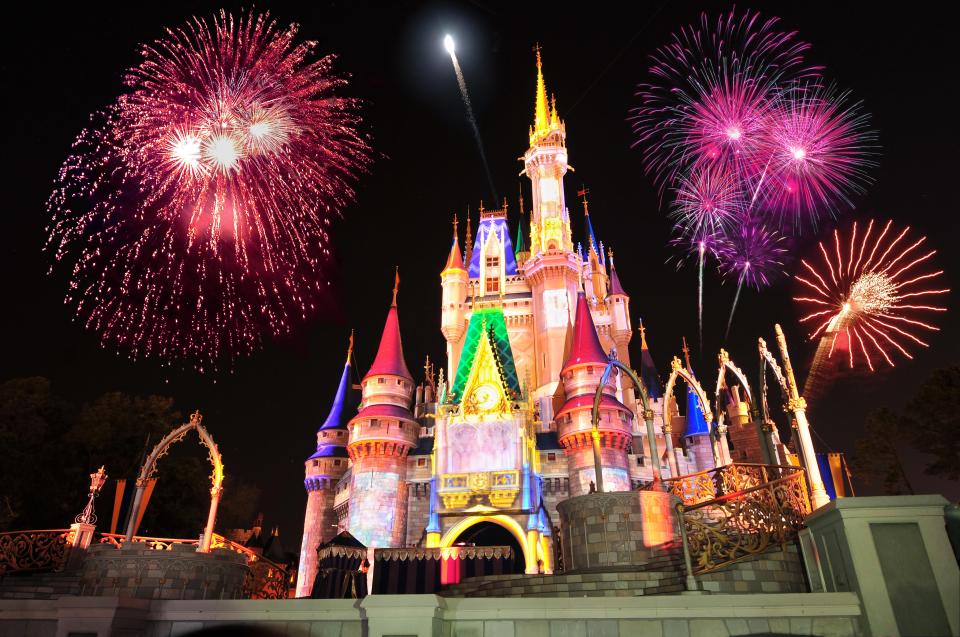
[453,522,525,573]
[438,514,539,574]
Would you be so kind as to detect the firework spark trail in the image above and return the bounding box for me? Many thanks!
[719,220,788,339]
[795,219,949,374]
[698,242,705,350]
[46,10,372,371]
[447,43,498,204]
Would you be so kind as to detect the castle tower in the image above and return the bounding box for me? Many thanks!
[678,339,714,471]
[607,250,632,368]
[440,219,468,380]
[556,292,633,495]
[296,335,355,597]
[346,277,418,547]
[521,49,580,408]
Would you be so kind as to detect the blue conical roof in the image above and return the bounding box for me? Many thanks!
[319,361,352,432]
[684,382,710,436]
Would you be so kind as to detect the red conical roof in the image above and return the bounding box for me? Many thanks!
[562,292,609,370]
[363,305,412,380]
[444,236,465,271]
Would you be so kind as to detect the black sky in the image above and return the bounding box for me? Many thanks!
[2,2,958,546]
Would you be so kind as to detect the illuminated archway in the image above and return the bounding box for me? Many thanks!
[123,411,224,552]
[439,514,537,574]
[661,356,713,476]
[590,359,661,489]
[712,349,756,465]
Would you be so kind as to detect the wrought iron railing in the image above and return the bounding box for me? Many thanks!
[0,529,72,575]
[661,462,802,506]
[681,469,811,574]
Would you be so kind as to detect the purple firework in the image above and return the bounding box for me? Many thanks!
[630,8,818,193]
[718,218,789,290]
[670,165,744,245]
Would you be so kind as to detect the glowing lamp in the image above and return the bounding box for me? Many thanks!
[444,34,455,55]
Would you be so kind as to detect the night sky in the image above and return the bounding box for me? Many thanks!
[3,2,958,547]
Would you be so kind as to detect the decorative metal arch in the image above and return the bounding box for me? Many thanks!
[123,411,225,553]
[589,358,660,492]
[660,357,714,477]
[757,337,788,425]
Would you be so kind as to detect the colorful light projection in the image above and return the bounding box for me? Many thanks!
[349,471,400,547]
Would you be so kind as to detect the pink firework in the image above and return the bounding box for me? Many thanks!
[795,220,949,370]
[47,11,372,370]
[630,8,817,192]
[670,165,743,245]
[761,83,877,229]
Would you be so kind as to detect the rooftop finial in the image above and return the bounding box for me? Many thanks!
[533,44,550,138]
[639,319,648,350]
[452,214,458,239]
[682,336,692,371]
[391,267,400,307]
[577,186,590,216]
[518,183,525,216]
[346,329,354,364]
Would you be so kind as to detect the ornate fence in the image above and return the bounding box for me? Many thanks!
[662,463,802,506]
[681,469,811,574]
[0,529,72,575]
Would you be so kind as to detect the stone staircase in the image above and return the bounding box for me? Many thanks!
[0,570,82,599]
[441,549,690,598]
[440,544,807,598]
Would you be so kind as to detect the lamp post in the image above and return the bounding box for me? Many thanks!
[76,465,108,525]
[68,465,108,567]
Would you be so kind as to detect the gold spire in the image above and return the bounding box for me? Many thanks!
[391,267,400,307]
[346,329,354,365]
[533,44,549,137]
[464,207,473,266]
[639,320,649,350]
[682,336,692,370]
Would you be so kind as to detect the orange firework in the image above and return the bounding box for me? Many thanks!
[795,219,949,370]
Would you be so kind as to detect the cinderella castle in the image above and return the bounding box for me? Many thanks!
[294,51,785,597]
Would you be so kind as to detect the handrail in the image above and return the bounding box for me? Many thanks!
[0,529,72,575]
[681,468,811,574]
[658,462,804,506]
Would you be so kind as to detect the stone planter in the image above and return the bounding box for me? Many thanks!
[79,542,250,600]
[557,490,680,572]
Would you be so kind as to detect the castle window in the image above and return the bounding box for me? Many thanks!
[397,379,403,385]
[370,419,380,428]
[378,377,385,384]
[399,422,404,429]
[547,453,556,462]
[313,460,319,467]
[587,366,593,374]
[637,456,645,466]
[486,256,499,269]
[334,459,342,466]
[486,277,499,293]
[417,458,426,467]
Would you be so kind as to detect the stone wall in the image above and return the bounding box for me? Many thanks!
[78,543,249,600]
[406,480,432,546]
[0,592,865,636]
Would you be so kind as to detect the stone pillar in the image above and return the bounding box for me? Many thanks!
[66,522,96,569]
[803,495,959,637]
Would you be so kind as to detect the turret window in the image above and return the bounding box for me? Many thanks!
[486,256,499,268]
[486,278,499,293]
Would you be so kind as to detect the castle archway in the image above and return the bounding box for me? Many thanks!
[439,514,537,574]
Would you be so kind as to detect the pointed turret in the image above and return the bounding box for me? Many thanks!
[562,292,609,371]
[608,249,626,296]
[298,333,354,596]
[364,273,412,381]
[308,334,355,460]
[638,320,662,400]
[681,337,710,436]
[444,225,465,272]
[528,47,566,147]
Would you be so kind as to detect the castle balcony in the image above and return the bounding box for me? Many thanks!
[560,364,617,400]
[358,374,414,408]
[555,394,634,452]
[347,404,419,457]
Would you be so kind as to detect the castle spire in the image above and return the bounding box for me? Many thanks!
[638,319,662,400]
[533,44,550,138]
[444,216,465,271]
[608,248,626,296]
[563,291,608,370]
[366,276,412,381]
